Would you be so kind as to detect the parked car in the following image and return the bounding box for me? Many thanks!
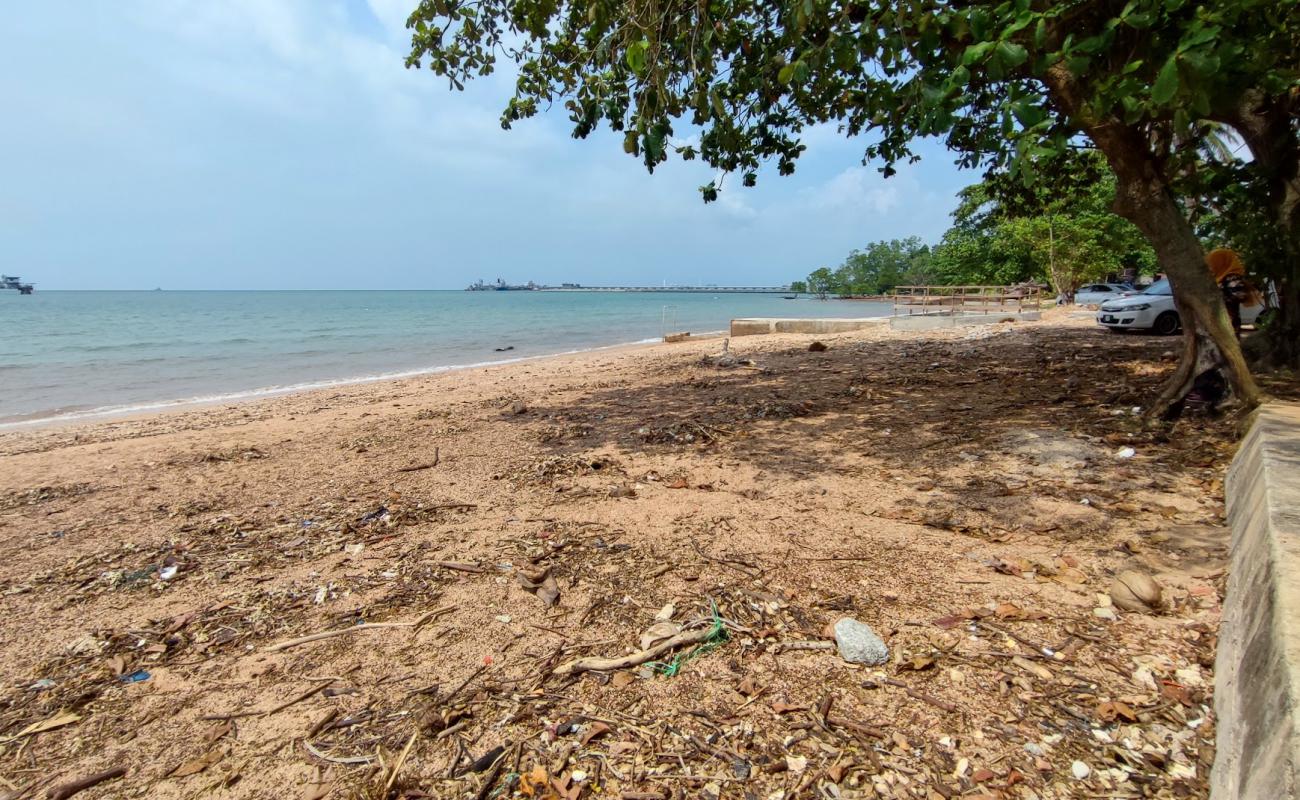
[1095,278,1269,335]
[1074,283,1136,306]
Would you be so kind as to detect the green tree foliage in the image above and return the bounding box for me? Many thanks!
[806,267,835,299]
[788,280,808,293]
[933,152,1155,292]
[825,237,931,296]
[405,0,1299,409]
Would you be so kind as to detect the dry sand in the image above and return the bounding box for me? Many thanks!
[0,312,1253,798]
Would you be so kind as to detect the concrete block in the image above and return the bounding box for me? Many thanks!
[1215,402,1300,799]
[730,319,777,336]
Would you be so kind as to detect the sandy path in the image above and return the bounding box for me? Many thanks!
[0,313,1233,798]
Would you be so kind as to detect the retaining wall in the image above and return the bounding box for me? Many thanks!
[1214,402,1300,798]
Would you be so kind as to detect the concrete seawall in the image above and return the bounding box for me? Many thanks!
[1215,402,1300,798]
[729,318,888,337]
[889,311,1041,330]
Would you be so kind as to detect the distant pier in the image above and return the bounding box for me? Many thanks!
[542,286,790,293]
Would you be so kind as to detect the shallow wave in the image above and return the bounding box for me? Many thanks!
[0,336,666,430]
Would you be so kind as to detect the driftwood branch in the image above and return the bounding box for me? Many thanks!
[46,768,126,800]
[265,606,453,652]
[555,627,715,676]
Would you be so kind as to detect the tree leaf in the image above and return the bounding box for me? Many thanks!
[625,39,649,74]
[1151,55,1180,104]
[997,42,1028,68]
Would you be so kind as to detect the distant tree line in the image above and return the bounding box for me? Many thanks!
[795,151,1156,297]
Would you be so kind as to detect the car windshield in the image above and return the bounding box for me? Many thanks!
[1141,279,1173,296]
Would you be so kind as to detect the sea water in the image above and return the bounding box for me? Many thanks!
[0,290,890,427]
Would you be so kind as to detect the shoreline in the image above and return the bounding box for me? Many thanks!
[0,331,728,432]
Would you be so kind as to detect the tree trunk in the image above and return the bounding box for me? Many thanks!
[1042,65,1261,415]
[1225,91,1300,368]
[1105,165,1259,414]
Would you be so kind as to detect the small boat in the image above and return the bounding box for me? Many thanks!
[782,294,799,300]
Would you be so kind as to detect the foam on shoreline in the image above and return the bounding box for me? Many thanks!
[0,333,702,431]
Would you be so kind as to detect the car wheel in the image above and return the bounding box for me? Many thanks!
[1152,311,1180,336]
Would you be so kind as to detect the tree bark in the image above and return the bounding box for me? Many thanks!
[1043,68,1261,416]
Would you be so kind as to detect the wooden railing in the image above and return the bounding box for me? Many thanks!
[891,285,1043,316]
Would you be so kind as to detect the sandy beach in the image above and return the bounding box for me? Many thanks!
[0,312,1245,798]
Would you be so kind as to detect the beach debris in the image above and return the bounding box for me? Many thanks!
[1109,569,1163,613]
[1115,446,1137,459]
[120,669,151,683]
[517,565,560,606]
[555,610,727,676]
[0,710,81,744]
[808,341,828,352]
[158,565,179,581]
[639,621,681,650]
[28,678,56,691]
[833,618,888,665]
[1071,760,1092,780]
[495,345,515,352]
[356,505,390,525]
[265,606,452,652]
[46,767,127,800]
[608,484,637,498]
[169,746,226,778]
[706,338,758,369]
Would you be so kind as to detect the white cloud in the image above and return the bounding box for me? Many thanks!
[804,166,906,215]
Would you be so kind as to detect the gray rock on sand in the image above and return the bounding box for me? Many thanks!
[834,618,889,665]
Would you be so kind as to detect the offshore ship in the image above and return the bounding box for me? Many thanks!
[1,275,33,294]
[466,278,539,291]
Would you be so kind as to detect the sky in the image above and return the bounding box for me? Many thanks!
[2,2,975,290]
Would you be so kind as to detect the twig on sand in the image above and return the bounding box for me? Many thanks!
[398,447,439,472]
[202,679,332,721]
[303,741,374,765]
[265,606,453,652]
[384,731,419,792]
[46,767,126,800]
[874,678,958,713]
[772,640,835,653]
[555,627,716,676]
[434,561,491,573]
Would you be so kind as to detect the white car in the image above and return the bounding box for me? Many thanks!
[1074,283,1135,306]
[1096,278,1267,335]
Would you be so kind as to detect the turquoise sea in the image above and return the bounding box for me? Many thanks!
[0,290,891,427]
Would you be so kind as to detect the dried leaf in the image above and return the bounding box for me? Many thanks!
[1012,656,1053,680]
[610,672,635,689]
[899,655,936,672]
[1,710,81,743]
[580,722,611,746]
[1096,701,1138,723]
[170,746,226,778]
[994,602,1048,621]
[771,701,806,714]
